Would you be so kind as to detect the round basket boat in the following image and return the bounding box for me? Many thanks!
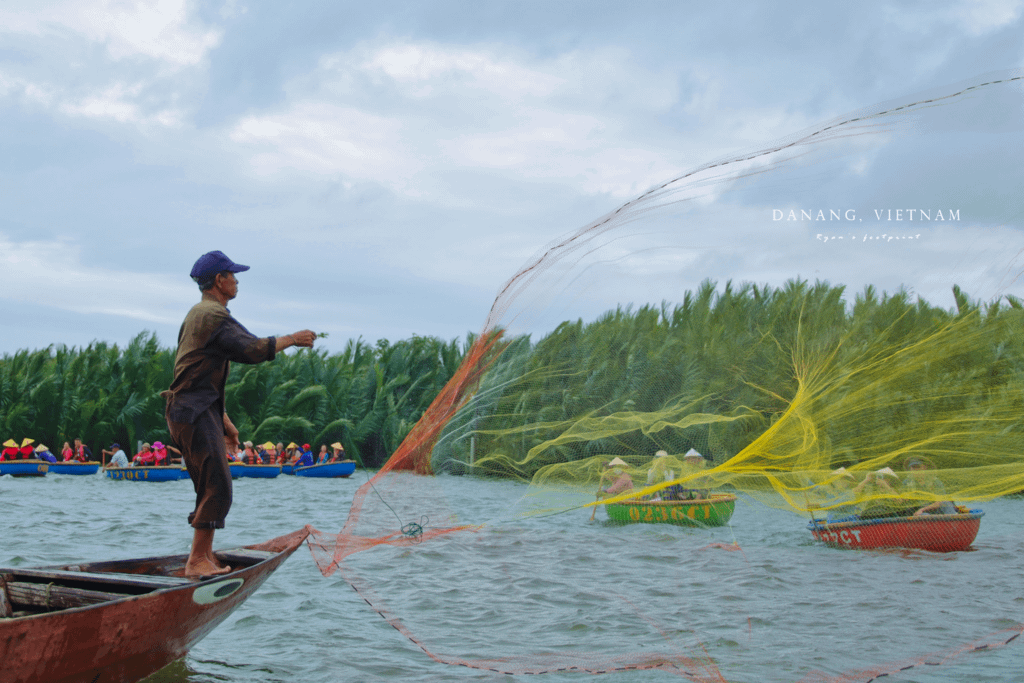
[807,510,983,552]
[49,461,101,475]
[605,493,736,527]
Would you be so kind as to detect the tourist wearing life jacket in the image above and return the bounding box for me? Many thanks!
[61,441,74,461]
[241,441,261,465]
[34,444,57,463]
[152,441,169,466]
[259,442,277,463]
[18,438,36,459]
[1,439,18,461]
[73,438,92,462]
[330,442,346,462]
[133,443,157,466]
[293,443,314,468]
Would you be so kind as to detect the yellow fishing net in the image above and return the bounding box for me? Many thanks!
[307,71,1024,680]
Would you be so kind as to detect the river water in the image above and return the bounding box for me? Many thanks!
[2,471,1021,682]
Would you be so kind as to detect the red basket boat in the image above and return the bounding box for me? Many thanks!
[808,511,983,552]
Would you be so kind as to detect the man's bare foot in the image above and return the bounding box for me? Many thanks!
[207,552,229,570]
[185,557,232,578]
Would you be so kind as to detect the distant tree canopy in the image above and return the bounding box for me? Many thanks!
[432,280,1024,476]
[3,280,1022,472]
[0,331,467,468]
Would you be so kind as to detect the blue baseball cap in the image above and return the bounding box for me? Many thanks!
[190,251,250,283]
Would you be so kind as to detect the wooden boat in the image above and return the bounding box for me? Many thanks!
[229,463,282,479]
[294,460,356,478]
[0,527,309,683]
[807,510,984,552]
[605,493,736,527]
[105,466,188,482]
[49,461,102,476]
[0,460,48,477]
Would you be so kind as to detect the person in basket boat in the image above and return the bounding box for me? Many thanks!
[151,441,169,466]
[901,457,957,516]
[72,437,92,462]
[1,439,19,461]
[645,450,681,501]
[293,443,314,468]
[18,438,36,459]
[599,457,635,498]
[61,441,74,461]
[280,442,298,465]
[329,442,346,462]
[853,467,919,519]
[133,443,156,466]
[104,443,130,469]
[316,444,330,464]
[677,449,710,500]
[258,441,276,463]
[34,444,57,463]
[815,467,858,521]
[241,441,262,465]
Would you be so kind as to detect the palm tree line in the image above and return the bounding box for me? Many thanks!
[0,333,466,468]
[4,279,1022,475]
[435,280,1024,478]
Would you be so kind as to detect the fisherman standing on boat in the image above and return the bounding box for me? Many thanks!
[163,250,316,578]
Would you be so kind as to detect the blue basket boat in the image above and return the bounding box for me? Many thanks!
[293,461,356,478]
[49,461,101,475]
[229,463,282,479]
[0,460,48,477]
[105,466,188,482]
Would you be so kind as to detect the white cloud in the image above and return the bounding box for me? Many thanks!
[952,0,1024,35]
[355,43,564,99]
[0,235,196,324]
[229,102,417,183]
[228,41,694,198]
[0,1,213,129]
[0,0,221,66]
[58,81,184,126]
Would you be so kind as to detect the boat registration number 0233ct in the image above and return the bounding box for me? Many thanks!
[628,504,713,522]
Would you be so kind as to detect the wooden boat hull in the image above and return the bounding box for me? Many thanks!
[49,462,101,475]
[0,460,48,477]
[0,527,309,683]
[605,494,736,527]
[294,461,356,478]
[105,466,188,482]
[808,511,983,552]
[229,463,282,479]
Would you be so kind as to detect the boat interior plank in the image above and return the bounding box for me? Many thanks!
[3,568,193,591]
[0,576,12,617]
[215,548,276,566]
[6,582,130,611]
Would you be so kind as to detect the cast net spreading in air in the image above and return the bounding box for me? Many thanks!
[307,71,1024,681]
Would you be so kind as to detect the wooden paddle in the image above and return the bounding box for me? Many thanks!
[589,470,610,521]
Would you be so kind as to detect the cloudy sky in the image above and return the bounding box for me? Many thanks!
[2,1,1023,355]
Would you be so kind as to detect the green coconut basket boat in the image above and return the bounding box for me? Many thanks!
[605,493,736,527]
